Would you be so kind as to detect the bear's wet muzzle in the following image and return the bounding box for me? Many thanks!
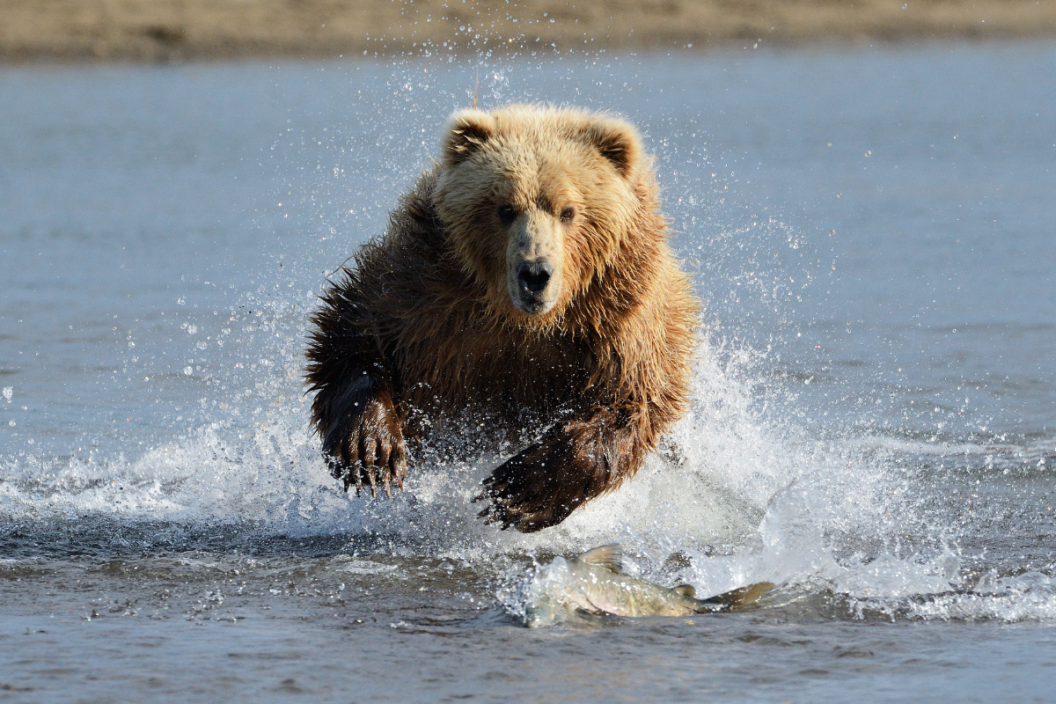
[514,263,553,313]
[507,213,563,316]
[517,260,553,296]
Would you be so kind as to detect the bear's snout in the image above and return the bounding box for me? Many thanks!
[506,213,564,317]
[517,261,553,295]
[512,257,556,314]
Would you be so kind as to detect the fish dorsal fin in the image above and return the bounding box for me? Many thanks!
[576,544,623,573]
[673,584,696,598]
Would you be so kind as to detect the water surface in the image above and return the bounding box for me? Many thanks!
[1,44,1055,702]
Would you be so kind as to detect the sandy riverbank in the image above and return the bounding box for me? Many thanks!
[2,0,1055,63]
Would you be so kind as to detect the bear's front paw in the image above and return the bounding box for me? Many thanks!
[325,392,407,497]
[474,435,588,533]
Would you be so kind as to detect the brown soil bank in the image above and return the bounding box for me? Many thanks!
[3,0,1055,63]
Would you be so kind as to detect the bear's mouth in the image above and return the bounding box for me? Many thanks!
[511,260,557,315]
[517,295,549,315]
[514,289,554,315]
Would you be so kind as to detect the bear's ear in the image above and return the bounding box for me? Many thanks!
[442,109,495,167]
[579,116,641,179]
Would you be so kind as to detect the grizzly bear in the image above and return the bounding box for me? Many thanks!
[306,104,698,532]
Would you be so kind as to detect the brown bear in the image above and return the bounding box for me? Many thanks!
[306,104,698,532]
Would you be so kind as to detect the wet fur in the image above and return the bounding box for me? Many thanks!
[306,105,698,531]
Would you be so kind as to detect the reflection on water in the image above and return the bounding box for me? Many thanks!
[1,43,1055,701]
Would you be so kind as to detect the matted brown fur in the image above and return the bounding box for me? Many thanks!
[306,104,698,532]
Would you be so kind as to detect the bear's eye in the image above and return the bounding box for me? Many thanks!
[497,204,518,227]
[560,206,576,223]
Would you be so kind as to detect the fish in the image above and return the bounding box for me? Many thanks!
[523,544,772,626]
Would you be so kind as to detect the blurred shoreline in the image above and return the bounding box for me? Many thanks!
[2,0,1056,64]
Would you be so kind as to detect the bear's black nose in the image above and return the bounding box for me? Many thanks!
[517,261,553,295]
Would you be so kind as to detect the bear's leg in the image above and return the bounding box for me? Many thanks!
[315,375,408,497]
[475,407,645,532]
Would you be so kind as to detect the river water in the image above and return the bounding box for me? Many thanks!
[1,43,1054,702]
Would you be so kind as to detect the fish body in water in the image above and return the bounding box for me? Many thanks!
[524,544,771,626]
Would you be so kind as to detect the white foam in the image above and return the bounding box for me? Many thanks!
[1,322,1051,623]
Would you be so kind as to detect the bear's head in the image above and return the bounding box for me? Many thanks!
[433,104,647,328]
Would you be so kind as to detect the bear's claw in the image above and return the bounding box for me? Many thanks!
[475,433,587,532]
[324,392,407,498]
